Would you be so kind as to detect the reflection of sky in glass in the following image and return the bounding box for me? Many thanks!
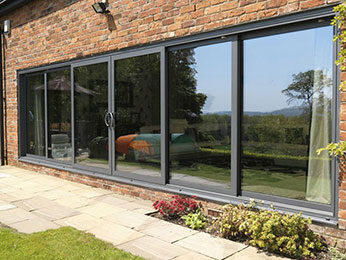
[244,25,333,113]
[193,42,231,113]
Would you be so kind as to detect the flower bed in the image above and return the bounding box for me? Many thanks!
[151,195,333,260]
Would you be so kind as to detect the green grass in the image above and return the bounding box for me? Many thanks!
[0,226,144,260]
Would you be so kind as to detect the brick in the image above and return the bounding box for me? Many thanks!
[221,2,238,12]
[239,0,256,7]
[339,210,346,220]
[181,5,196,14]
[301,0,324,9]
[239,13,257,23]
[340,190,346,200]
[205,5,220,14]
[196,1,211,9]
[267,0,288,8]
[244,2,265,13]
[258,9,278,18]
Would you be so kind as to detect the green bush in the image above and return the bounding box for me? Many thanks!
[211,202,325,258]
[182,209,207,230]
[209,204,254,240]
[329,247,346,260]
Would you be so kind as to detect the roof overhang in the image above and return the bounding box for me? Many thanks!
[0,0,34,17]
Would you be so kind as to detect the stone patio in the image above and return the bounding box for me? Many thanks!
[0,166,287,260]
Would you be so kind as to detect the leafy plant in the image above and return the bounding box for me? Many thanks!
[317,141,346,161]
[318,3,346,156]
[182,209,207,230]
[209,203,255,240]
[332,2,346,90]
[247,209,324,258]
[153,195,201,219]
[210,202,325,258]
[329,247,346,260]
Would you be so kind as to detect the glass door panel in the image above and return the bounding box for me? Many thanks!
[26,74,45,156]
[74,62,110,169]
[47,69,72,161]
[168,41,232,191]
[241,25,333,204]
[113,53,161,178]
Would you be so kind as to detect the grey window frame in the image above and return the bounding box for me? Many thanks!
[17,6,339,225]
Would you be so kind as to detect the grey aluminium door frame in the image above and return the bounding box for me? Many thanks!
[111,46,166,185]
[71,56,112,175]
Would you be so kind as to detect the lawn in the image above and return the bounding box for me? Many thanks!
[0,226,144,260]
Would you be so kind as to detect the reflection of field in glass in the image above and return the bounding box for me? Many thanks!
[242,168,306,200]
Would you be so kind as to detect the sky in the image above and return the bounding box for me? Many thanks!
[193,25,333,113]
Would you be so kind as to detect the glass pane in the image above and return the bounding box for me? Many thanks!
[169,42,232,190]
[47,69,72,161]
[26,74,45,156]
[242,26,333,204]
[74,63,109,168]
[114,53,161,177]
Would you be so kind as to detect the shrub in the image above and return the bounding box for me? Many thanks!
[329,247,346,260]
[247,209,324,258]
[211,202,325,258]
[182,209,207,230]
[209,203,255,240]
[153,195,201,220]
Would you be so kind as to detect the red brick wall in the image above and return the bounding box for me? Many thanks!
[0,0,344,244]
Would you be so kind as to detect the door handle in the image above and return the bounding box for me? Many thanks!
[104,112,115,128]
[104,112,112,127]
[109,112,115,128]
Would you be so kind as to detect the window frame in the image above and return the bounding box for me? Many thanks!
[17,6,339,224]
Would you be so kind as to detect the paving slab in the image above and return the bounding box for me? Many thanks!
[54,214,104,231]
[173,252,214,260]
[225,246,287,260]
[55,195,91,209]
[137,219,197,243]
[40,189,74,200]
[33,205,79,221]
[116,201,154,212]
[78,202,126,218]
[13,196,59,211]
[95,194,135,206]
[118,236,188,260]
[102,210,159,229]
[72,188,109,199]
[0,204,16,211]
[9,217,60,234]
[2,190,36,202]
[174,232,247,260]
[0,208,36,225]
[88,222,144,245]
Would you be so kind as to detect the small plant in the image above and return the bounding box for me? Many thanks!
[329,247,346,260]
[317,141,346,161]
[317,2,346,158]
[210,202,325,258]
[182,209,207,230]
[209,203,255,240]
[153,195,201,219]
[247,209,324,258]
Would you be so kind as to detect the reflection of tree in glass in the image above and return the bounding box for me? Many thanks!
[169,49,207,124]
[281,70,332,115]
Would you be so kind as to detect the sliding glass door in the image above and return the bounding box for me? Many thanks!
[72,59,111,172]
[111,48,164,183]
